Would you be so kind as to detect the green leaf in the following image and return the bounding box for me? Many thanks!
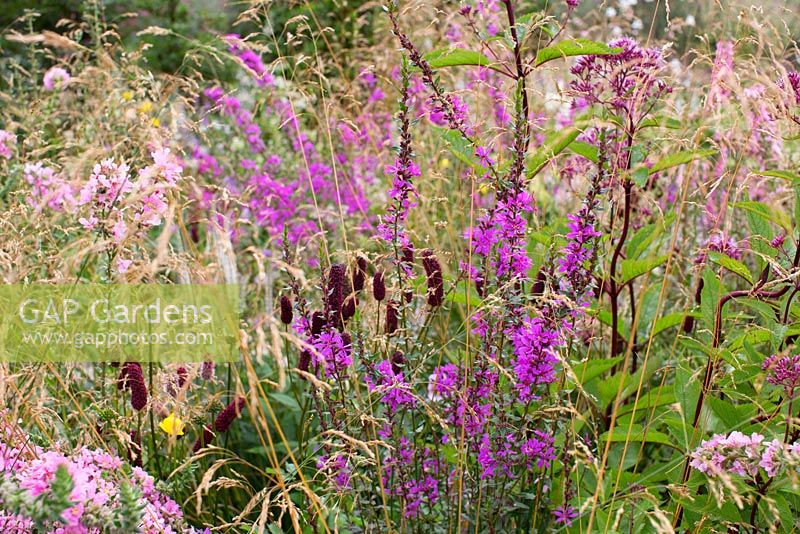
[569,356,623,386]
[526,127,581,178]
[650,312,685,337]
[631,167,650,187]
[754,169,800,183]
[619,255,667,285]
[534,38,621,66]
[569,141,599,163]
[639,115,683,129]
[438,128,480,169]
[734,200,792,232]
[675,362,701,430]
[600,425,679,449]
[706,250,753,283]
[627,214,674,259]
[700,267,721,331]
[647,148,717,174]
[424,48,493,69]
[447,280,483,307]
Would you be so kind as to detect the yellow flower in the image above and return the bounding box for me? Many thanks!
[151,118,160,128]
[159,413,185,436]
[122,90,133,101]
[439,158,451,169]
[137,101,153,114]
[478,183,491,195]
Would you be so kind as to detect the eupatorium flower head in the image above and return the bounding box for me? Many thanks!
[570,38,670,126]
[763,353,800,395]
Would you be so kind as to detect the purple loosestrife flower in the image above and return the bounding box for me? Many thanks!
[521,430,556,469]
[366,360,416,414]
[475,145,494,167]
[317,453,351,490]
[708,41,735,108]
[223,34,274,87]
[558,210,602,305]
[553,505,578,526]
[311,328,353,377]
[376,158,419,248]
[509,317,562,400]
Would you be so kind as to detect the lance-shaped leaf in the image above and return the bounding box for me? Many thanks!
[424,48,493,69]
[646,148,717,175]
[527,127,580,178]
[706,250,752,284]
[534,38,621,66]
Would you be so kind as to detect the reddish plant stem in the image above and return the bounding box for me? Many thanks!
[674,276,793,527]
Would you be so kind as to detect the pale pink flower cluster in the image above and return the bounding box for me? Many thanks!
[0,437,193,533]
[78,149,182,272]
[43,67,71,91]
[23,162,77,213]
[690,431,800,479]
[0,129,15,159]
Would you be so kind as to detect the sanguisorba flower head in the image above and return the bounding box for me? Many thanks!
[326,263,346,329]
[118,362,148,411]
[373,271,386,301]
[279,295,293,325]
[421,249,444,307]
[194,397,247,452]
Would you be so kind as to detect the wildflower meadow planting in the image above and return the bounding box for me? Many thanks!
[3,0,800,531]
